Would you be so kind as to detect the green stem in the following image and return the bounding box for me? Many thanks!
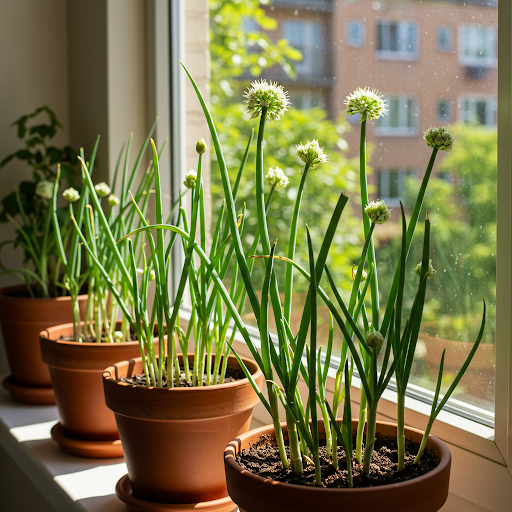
[397,393,406,471]
[286,409,303,474]
[359,120,379,330]
[319,402,332,460]
[362,404,378,473]
[268,383,289,469]
[414,419,434,464]
[284,163,310,322]
[355,390,367,463]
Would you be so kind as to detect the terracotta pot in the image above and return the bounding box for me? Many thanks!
[421,332,494,403]
[39,322,145,458]
[224,420,451,512]
[103,354,263,509]
[0,285,86,404]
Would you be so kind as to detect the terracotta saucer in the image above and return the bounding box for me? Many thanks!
[116,475,238,512]
[51,422,124,458]
[2,376,56,405]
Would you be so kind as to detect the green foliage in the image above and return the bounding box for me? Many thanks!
[0,105,79,297]
[211,102,361,294]
[210,0,301,100]
[378,124,496,343]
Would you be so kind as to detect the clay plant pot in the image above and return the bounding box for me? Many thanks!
[103,354,264,512]
[224,420,451,512]
[40,322,146,458]
[0,285,87,404]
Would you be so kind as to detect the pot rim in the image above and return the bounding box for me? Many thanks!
[0,284,86,302]
[224,420,451,494]
[103,354,262,393]
[40,321,142,348]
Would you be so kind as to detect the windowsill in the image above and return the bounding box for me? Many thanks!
[375,50,418,61]
[0,369,509,512]
[374,128,418,137]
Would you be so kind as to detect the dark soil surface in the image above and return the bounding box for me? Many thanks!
[237,433,439,488]
[119,365,246,387]
[59,332,138,343]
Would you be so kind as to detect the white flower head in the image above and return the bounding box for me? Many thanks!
[296,140,328,169]
[108,194,120,207]
[364,200,391,224]
[366,327,385,349]
[265,167,289,191]
[345,87,388,122]
[243,79,290,123]
[183,170,197,190]
[113,330,123,342]
[63,187,80,203]
[95,182,111,198]
[352,267,368,282]
[423,126,455,152]
[35,180,54,200]
[415,259,437,279]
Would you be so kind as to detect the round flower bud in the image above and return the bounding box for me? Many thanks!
[265,167,289,191]
[108,194,120,207]
[296,140,328,169]
[95,182,111,198]
[243,79,290,123]
[63,187,80,203]
[35,180,54,200]
[423,126,455,152]
[345,87,388,122]
[364,200,391,224]
[113,330,123,342]
[352,267,368,282]
[415,259,437,279]
[196,138,207,155]
[149,269,156,281]
[366,328,384,350]
[183,170,197,190]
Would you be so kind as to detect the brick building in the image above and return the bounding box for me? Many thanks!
[262,0,497,205]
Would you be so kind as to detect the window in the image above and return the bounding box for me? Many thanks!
[437,26,453,52]
[347,20,365,48]
[459,25,497,67]
[289,92,322,110]
[377,169,413,206]
[283,20,324,76]
[437,98,452,122]
[376,20,418,60]
[375,95,418,135]
[460,96,497,126]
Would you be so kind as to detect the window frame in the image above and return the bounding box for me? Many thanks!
[177,1,512,502]
[346,20,365,48]
[459,94,498,127]
[375,20,419,61]
[375,95,418,136]
[459,23,498,68]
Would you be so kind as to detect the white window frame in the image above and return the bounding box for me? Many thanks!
[375,95,418,136]
[459,94,497,127]
[459,24,498,68]
[437,98,452,123]
[375,20,419,61]
[346,20,365,48]
[187,2,512,508]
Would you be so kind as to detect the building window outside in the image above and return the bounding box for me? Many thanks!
[283,19,324,76]
[460,96,497,126]
[376,95,418,136]
[437,99,452,123]
[437,26,453,52]
[376,20,418,60]
[290,92,322,110]
[377,169,413,206]
[459,25,497,67]
[347,20,365,47]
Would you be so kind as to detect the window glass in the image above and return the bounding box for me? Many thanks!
[437,26,453,52]
[347,20,365,47]
[209,0,497,415]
